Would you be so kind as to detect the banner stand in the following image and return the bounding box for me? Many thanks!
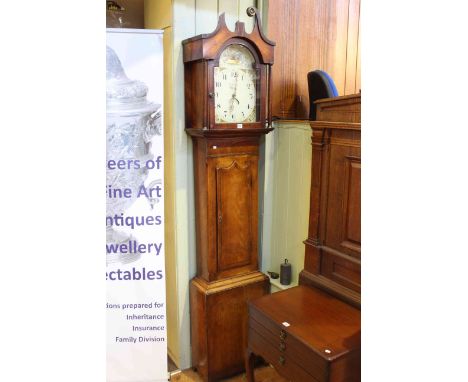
[106,29,167,382]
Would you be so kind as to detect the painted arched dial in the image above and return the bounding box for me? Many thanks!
[214,44,258,123]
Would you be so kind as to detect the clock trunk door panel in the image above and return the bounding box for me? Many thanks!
[213,155,258,277]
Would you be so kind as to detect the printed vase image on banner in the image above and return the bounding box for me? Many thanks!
[106,29,167,382]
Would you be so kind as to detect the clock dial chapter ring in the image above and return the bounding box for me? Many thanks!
[213,43,259,125]
[214,67,256,123]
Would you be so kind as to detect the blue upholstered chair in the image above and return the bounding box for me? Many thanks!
[307,70,339,120]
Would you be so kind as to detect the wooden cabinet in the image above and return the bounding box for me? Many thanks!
[301,94,361,307]
[246,286,360,382]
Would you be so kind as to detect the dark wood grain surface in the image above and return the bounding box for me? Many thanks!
[250,286,360,358]
[267,0,361,119]
[183,10,276,382]
[183,10,275,131]
[246,286,360,382]
[245,94,361,382]
[301,93,361,307]
[191,135,262,282]
[191,272,269,382]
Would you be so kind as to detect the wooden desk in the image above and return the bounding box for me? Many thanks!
[245,286,360,382]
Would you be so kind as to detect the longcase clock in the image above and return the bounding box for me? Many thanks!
[182,7,275,381]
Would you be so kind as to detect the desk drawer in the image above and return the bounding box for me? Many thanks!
[249,326,320,382]
[250,311,329,380]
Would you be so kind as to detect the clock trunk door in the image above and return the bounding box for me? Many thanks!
[214,155,258,278]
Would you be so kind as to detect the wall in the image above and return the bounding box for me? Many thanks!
[263,122,311,292]
[144,0,180,368]
[267,0,361,118]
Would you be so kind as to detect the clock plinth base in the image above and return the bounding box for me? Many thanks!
[190,272,270,382]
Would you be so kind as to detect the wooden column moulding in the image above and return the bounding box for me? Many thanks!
[182,8,275,382]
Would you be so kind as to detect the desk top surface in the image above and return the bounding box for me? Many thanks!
[249,286,361,359]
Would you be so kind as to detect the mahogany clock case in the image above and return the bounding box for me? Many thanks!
[184,41,266,130]
[182,8,276,381]
[183,11,275,132]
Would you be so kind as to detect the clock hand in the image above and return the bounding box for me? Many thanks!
[225,70,240,117]
[232,70,239,102]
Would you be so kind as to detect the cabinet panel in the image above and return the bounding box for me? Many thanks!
[214,155,258,274]
[191,273,269,381]
[324,141,361,259]
[342,157,361,250]
[184,61,208,129]
[321,249,361,293]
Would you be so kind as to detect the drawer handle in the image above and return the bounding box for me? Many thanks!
[280,330,287,340]
[279,343,286,351]
[279,355,285,365]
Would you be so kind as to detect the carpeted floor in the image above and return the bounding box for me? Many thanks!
[170,365,288,382]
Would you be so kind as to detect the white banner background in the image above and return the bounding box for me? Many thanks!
[106,29,167,382]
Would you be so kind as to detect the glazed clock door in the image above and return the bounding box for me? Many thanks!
[213,154,258,278]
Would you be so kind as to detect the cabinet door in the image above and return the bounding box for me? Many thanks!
[321,138,361,292]
[213,154,258,277]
